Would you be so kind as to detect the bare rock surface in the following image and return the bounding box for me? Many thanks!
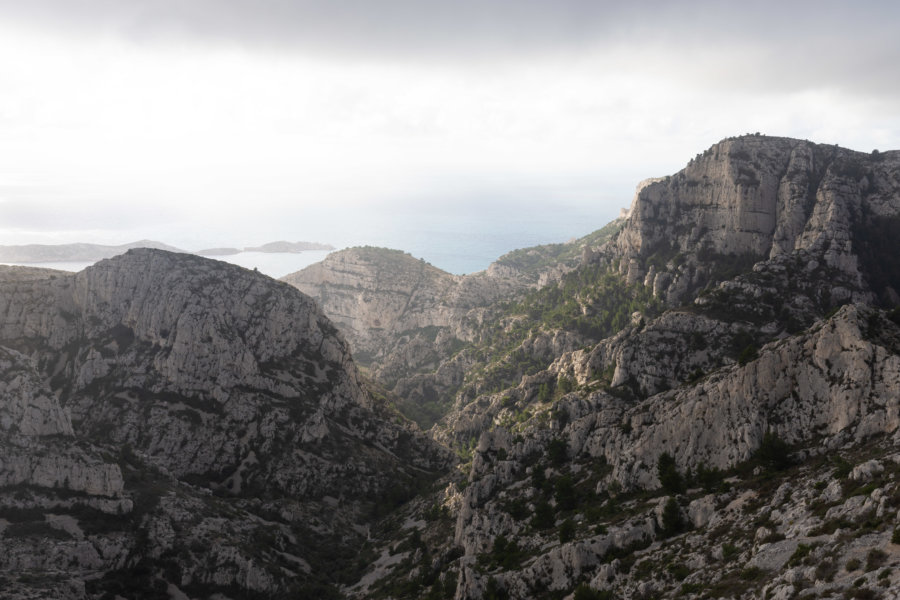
[0,249,451,598]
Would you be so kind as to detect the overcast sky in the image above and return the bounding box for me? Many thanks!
[1,0,899,255]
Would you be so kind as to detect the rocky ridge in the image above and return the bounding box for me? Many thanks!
[335,136,900,600]
[0,251,451,598]
[614,136,900,307]
[281,225,625,429]
[282,247,531,366]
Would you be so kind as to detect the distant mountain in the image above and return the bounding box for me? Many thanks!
[0,239,184,262]
[244,240,335,253]
[195,246,243,256]
[0,240,336,264]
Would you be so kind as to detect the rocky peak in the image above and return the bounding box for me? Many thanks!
[3,248,452,495]
[283,247,463,356]
[1,248,453,597]
[614,135,900,304]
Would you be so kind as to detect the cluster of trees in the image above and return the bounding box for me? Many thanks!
[509,264,661,340]
[463,264,661,399]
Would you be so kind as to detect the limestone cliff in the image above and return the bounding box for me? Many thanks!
[283,247,529,362]
[0,251,451,598]
[342,137,900,600]
[0,345,123,495]
[613,136,900,306]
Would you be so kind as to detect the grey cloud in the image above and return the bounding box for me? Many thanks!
[0,1,894,57]
[0,0,633,55]
[1,0,898,98]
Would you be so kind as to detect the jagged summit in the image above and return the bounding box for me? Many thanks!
[612,135,900,305]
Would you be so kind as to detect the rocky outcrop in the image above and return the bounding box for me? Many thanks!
[0,345,124,497]
[0,340,130,598]
[574,304,900,488]
[0,249,452,598]
[282,247,529,364]
[614,136,900,305]
[343,137,900,600]
[1,249,449,497]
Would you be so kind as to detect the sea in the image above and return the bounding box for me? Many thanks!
[1,203,620,279]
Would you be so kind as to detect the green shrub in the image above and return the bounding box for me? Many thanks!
[573,583,613,600]
[531,501,555,530]
[722,542,740,561]
[557,375,575,395]
[547,439,568,466]
[662,497,684,537]
[755,430,793,471]
[789,543,813,566]
[865,548,887,572]
[666,562,690,581]
[694,463,724,493]
[832,454,853,479]
[738,344,759,365]
[554,475,578,511]
[739,566,763,580]
[483,576,508,600]
[559,519,576,543]
[658,452,684,494]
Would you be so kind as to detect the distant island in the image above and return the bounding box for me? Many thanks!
[242,241,335,253]
[196,241,335,256]
[1,240,335,263]
[194,247,244,256]
[0,240,185,263]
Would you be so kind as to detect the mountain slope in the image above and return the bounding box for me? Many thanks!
[337,135,900,600]
[0,250,451,598]
[615,135,900,307]
[4,135,900,599]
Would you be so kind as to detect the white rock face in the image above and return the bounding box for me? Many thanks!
[281,247,542,396]
[283,247,527,354]
[614,137,900,305]
[0,345,123,497]
[0,249,453,598]
[0,249,450,500]
[575,304,900,488]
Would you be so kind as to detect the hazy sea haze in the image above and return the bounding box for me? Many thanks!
[2,202,620,278]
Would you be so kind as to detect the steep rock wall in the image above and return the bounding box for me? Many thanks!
[614,136,900,304]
